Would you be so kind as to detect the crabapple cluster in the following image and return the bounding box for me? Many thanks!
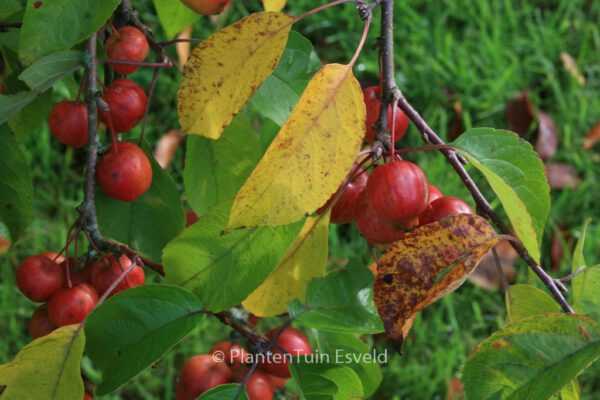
[17,252,144,340]
[47,26,152,202]
[318,86,473,245]
[175,326,312,400]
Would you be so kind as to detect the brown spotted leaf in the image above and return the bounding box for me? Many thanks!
[374,215,500,342]
[505,91,536,137]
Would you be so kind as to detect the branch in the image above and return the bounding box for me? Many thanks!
[378,1,573,314]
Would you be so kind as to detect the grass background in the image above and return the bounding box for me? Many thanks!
[1,0,600,398]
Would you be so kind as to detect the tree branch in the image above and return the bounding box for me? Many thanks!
[377,1,573,314]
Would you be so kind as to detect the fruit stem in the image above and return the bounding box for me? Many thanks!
[348,13,371,67]
[107,20,120,38]
[76,71,88,104]
[293,0,356,22]
[98,58,173,69]
[139,64,161,145]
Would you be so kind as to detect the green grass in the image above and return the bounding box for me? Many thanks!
[1,0,599,398]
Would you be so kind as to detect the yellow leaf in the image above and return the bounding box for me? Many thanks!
[263,0,286,12]
[243,213,330,316]
[0,325,85,399]
[229,63,365,228]
[177,12,293,139]
[374,215,500,343]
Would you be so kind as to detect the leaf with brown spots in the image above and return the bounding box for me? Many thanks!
[373,214,500,342]
[177,12,293,139]
[228,63,365,229]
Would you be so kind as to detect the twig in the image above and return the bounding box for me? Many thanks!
[0,22,21,32]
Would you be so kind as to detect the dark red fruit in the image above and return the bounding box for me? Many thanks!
[246,370,273,400]
[269,374,287,389]
[61,259,93,287]
[419,196,474,225]
[105,26,150,75]
[47,284,98,326]
[98,79,147,133]
[96,142,153,201]
[363,86,409,143]
[366,160,429,228]
[16,255,64,302]
[261,327,312,378]
[427,184,443,205]
[210,341,248,366]
[318,166,368,224]
[175,354,232,400]
[354,190,408,245]
[185,209,199,227]
[91,254,145,297]
[181,0,231,15]
[83,393,93,400]
[40,251,66,264]
[47,101,88,148]
[28,304,57,339]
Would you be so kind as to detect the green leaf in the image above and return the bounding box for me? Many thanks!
[152,0,199,39]
[0,127,33,239]
[8,89,52,138]
[572,265,600,321]
[506,284,561,323]
[462,314,600,400]
[19,0,121,65]
[163,202,303,312]
[571,219,590,303]
[96,143,185,263]
[198,384,248,399]
[0,0,22,20]
[291,361,364,400]
[453,128,550,262]
[250,31,321,126]
[0,325,85,399]
[0,91,38,124]
[290,259,383,334]
[85,285,204,395]
[557,379,581,400]
[184,115,261,216]
[18,50,84,92]
[315,332,382,397]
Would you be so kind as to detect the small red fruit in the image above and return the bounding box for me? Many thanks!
[96,142,153,201]
[47,101,88,148]
[47,284,98,326]
[363,86,409,143]
[61,259,93,287]
[91,254,145,296]
[354,190,408,245]
[427,184,443,205]
[246,370,274,400]
[181,0,231,15]
[105,26,150,75]
[318,166,368,224]
[419,196,474,225]
[185,209,199,227]
[210,341,248,366]
[98,79,147,133]
[16,255,64,302]
[366,160,429,228]
[28,305,57,339]
[175,354,232,400]
[261,327,312,378]
[83,393,93,400]
[269,374,287,389]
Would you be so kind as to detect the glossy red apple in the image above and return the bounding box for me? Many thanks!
[419,196,474,225]
[354,190,408,244]
[269,374,287,389]
[366,160,428,228]
[210,341,248,366]
[246,370,273,400]
[16,255,64,302]
[175,354,232,400]
[96,142,153,201]
[261,327,312,378]
[427,184,443,205]
[105,26,150,75]
[91,254,145,296]
[98,79,147,133]
[28,304,57,339]
[47,283,98,326]
[181,0,231,15]
[48,101,88,148]
[318,166,368,224]
[363,86,409,143]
